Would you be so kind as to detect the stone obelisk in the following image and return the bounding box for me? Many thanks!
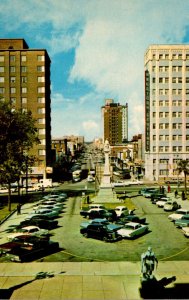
[93,139,117,203]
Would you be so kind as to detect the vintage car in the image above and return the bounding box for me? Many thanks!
[29,208,59,219]
[182,227,189,237]
[116,214,146,225]
[86,209,114,220]
[19,217,58,230]
[114,206,129,217]
[156,197,170,208]
[174,214,189,228]
[80,204,106,217]
[80,218,122,231]
[164,201,181,212]
[80,223,122,242]
[168,209,189,221]
[7,226,49,241]
[0,235,59,262]
[117,222,149,239]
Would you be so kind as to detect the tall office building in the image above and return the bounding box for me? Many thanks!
[0,39,51,176]
[101,99,128,146]
[144,45,189,181]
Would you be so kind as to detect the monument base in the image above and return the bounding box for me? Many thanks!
[92,185,117,203]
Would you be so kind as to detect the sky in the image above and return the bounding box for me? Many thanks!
[1,0,189,141]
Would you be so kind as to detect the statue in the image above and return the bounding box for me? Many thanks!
[141,247,158,280]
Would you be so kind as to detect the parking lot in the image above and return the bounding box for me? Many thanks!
[0,187,189,263]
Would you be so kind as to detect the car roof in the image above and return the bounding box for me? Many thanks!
[22,226,39,230]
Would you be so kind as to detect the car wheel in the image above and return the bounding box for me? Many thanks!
[103,236,108,242]
[83,233,88,238]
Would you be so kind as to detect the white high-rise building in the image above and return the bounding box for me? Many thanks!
[144,45,189,182]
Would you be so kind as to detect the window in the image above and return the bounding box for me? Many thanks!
[159,89,164,95]
[186,89,189,94]
[178,54,182,59]
[38,149,46,156]
[172,54,177,59]
[21,87,27,93]
[10,66,15,72]
[153,159,156,163]
[186,78,189,83]
[159,135,163,141]
[159,54,163,59]
[38,118,45,124]
[165,66,169,71]
[0,77,4,83]
[178,123,182,129]
[172,112,177,117]
[22,108,27,113]
[159,146,163,152]
[38,97,45,103]
[159,123,163,129]
[165,123,169,129]
[186,101,189,106]
[178,146,182,152]
[10,55,15,62]
[153,112,156,117]
[153,123,156,129]
[165,78,169,83]
[172,89,176,95]
[153,135,156,140]
[165,135,169,140]
[21,55,26,62]
[152,89,156,95]
[37,55,45,61]
[0,87,5,94]
[37,66,45,72]
[178,77,182,83]
[159,78,163,83]
[172,77,176,83]
[0,56,4,62]
[37,108,45,114]
[153,146,156,152]
[21,97,27,104]
[10,87,16,94]
[186,66,189,71]
[178,101,182,106]
[10,76,16,83]
[21,77,27,83]
[178,66,182,71]
[21,66,27,72]
[178,135,182,140]
[10,98,16,104]
[172,123,176,129]
[39,139,45,145]
[165,54,169,59]
[186,123,189,128]
[159,66,163,72]
[186,146,189,152]
[159,101,163,106]
[152,78,156,83]
[173,135,177,140]
[0,66,4,72]
[165,146,169,152]
[186,54,189,59]
[172,66,177,72]
[165,112,169,117]
[173,146,177,152]
[38,87,45,93]
[165,100,169,106]
[38,128,45,135]
[178,112,182,117]
[178,89,182,94]
[159,112,163,117]
[186,112,189,117]
[152,66,156,72]
[37,76,45,82]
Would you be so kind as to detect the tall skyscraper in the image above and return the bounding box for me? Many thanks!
[101,99,128,146]
[0,39,51,176]
[144,45,189,181]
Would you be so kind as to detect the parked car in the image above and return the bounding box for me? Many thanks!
[139,187,157,196]
[29,209,59,219]
[87,175,95,182]
[168,209,189,221]
[114,206,129,217]
[80,204,105,217]
[0,186,9,193]
[80,218,122,231]
[164,201,181,212]
[182,227,189,237]
[174,214,189,228]
[80,224,122,242]
[143,189,159,198]
[151,193,167,203]
[156,197,170,208]
[33,204,63,213]
[0,235,59,262]
[117,222,149,239]
[20,217,58,230]
[7,226,49,241]
[116,215,146,225]
[86,209,114,220]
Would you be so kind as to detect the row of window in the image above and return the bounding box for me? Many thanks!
[0,87,46,94]
[17,107,45,114]
[153,135,189,141]
[0,76,45,83]
[152,100,189,106]
[152,123,189,129]
[152,66,189,72]
[152,77,189,83]
[152,89,189,95]
[152,112,189,118]
[0,55,45,62]
[152,53,189,60]
[0,66,45,73]
[152,146,189,152]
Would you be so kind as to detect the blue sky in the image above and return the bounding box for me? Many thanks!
[1,0,189,141]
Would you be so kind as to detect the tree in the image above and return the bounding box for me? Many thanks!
[177,159,189,195]
[0,101,39,211]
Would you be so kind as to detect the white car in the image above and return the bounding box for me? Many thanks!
[87,175,95,182]
[182,227,189,237]
[7,226,49,241]
[117,222,149,239]
[164,201,181,212]
[115,206,129,217]
[156,197,170,208]
[168,209,189,221]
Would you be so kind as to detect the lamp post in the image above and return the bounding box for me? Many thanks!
[23,151,28,196]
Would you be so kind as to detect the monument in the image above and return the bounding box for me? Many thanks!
[93,139,117,203]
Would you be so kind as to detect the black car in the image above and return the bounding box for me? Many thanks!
[116,214,146,225]
[20,217,58,230]
[151,193,166,204]
[80,224,121,242]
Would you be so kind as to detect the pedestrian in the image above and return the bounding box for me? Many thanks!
[167,185,171,193]
[17,203,21,215]
[182,191,185,200]
[86,195,90,204]
[175,190,178,198]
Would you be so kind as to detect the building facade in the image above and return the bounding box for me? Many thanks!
[144,45,189,182]
[0,38,51,178]
[101,99,128,145]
